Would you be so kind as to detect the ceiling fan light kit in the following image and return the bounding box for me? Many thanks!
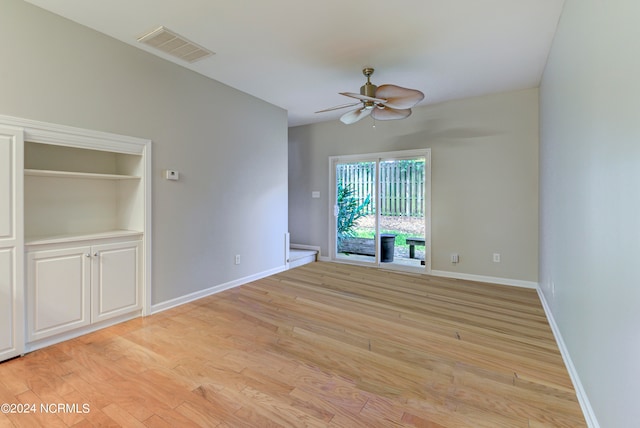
[317,68,424,125]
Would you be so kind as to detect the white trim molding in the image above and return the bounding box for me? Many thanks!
[0,114,148,154]
[314,259,537,288]
[290,243,321,254]
[150,264,287,314]
[430,269,538,289]
[536,289,600,428]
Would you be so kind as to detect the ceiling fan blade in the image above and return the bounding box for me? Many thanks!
[375,85,424,109]
[340,108,372,124]
[371,106,412,121]
[315,102,361,113]
[339,92,387,103]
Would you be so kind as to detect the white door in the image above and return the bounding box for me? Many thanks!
[92,240,141,323]
[0,126,24,362]
[27,246,91,342]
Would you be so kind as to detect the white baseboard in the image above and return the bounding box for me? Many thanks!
[289,255,316,268]
[315,260,537,289]
[536,289,600,428]
[430,270,538,289]
[150,265,287,315]
[290,243,321,254]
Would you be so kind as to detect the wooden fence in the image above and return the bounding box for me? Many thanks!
[336,160,425,217]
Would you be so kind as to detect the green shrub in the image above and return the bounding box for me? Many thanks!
[337,182,371,242]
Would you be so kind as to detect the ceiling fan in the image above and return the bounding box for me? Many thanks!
[316,68,425,125]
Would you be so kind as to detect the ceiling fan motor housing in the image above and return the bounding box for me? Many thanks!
[361,67,377,109]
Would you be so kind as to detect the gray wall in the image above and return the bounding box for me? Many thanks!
[540,0,640,426]
[289,89,539,283]
[1,0,288,305]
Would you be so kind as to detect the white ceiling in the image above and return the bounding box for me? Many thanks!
[24,0,565,127]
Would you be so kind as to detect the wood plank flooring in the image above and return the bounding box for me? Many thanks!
[0,262,586,427]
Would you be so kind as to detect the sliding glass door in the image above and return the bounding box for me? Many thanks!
[330,149,430,273]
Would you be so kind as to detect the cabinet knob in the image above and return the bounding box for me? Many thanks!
[94,252,99,257]
[85,253,91,257]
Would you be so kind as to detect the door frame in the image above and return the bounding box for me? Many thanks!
[329,148,431,274]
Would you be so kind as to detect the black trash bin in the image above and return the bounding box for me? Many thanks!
[380,234,396,262]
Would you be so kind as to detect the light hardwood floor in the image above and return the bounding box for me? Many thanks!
[0,262,586,427]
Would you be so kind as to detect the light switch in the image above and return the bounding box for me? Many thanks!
[312,191,320,198]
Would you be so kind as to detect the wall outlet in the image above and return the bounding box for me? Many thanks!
[451,253,459,263]
[234,254,241,265]
[165,169,179,180]
[493,253,501,263]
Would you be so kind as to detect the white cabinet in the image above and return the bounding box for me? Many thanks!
[26,245,91,342]
[27,239,142,342]
[0,114,151,361]
[0,126,24,362]
[91,240,142,323]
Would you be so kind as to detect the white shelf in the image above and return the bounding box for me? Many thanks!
[25,169,140,180]
[25,230,143,246]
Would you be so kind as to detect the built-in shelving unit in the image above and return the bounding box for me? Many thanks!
[0,114,152,360]
[24,141,145,245]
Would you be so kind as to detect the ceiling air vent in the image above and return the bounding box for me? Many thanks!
[137,26,214,63]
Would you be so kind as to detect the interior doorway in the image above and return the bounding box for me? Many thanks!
[330,149,431,273]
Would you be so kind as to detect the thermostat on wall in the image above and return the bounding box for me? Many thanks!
[165,170,179,180]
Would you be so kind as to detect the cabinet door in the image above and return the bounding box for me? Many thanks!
[27,246,91,342]
[92,240,141,323]
[0,126,23,362]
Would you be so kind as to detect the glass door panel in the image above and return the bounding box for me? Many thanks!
[335,161,376,263]
[379,157,426,269]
